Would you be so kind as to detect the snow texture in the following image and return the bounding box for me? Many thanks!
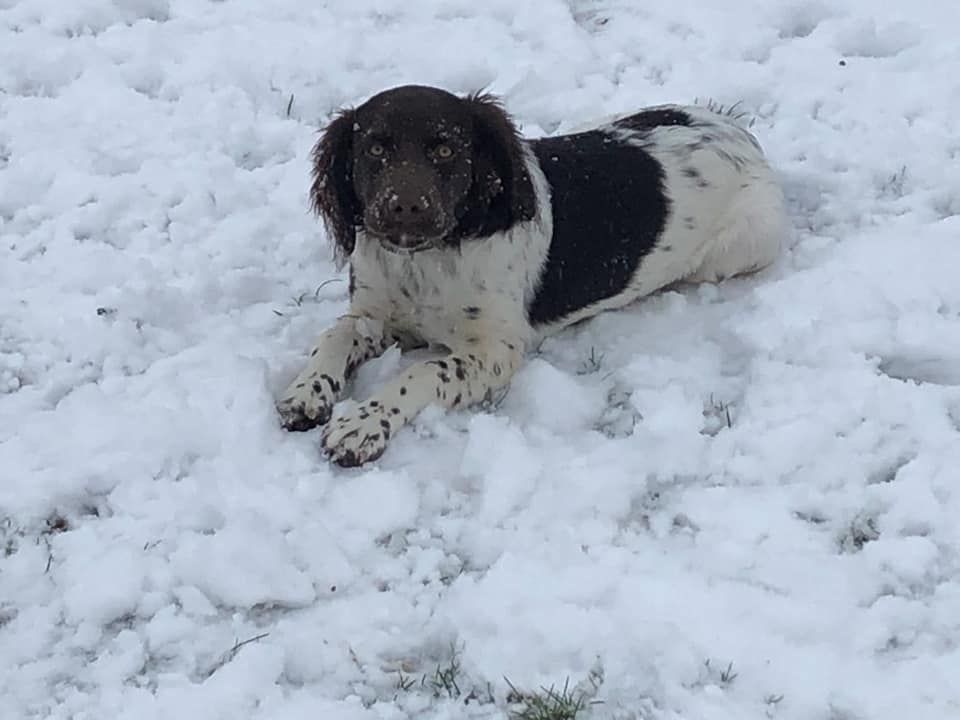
[2,1,960,718]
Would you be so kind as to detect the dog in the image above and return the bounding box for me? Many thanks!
[277,84,787,467]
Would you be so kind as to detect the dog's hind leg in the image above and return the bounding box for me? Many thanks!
[687,175,787,283]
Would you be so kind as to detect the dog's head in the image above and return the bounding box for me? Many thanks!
[310,85,536,261]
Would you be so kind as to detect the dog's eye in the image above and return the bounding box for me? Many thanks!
[434,144,454,160]
[367,143,385,158]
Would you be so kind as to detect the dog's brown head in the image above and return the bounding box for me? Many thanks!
[310,85,536,261]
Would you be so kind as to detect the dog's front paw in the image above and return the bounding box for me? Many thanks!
[321,402,394,467]
[276,374,341,432]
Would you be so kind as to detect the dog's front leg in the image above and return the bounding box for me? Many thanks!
[277,314,392,431]
[321,339,523,467]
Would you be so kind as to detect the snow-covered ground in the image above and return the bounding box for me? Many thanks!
[2,0,960,718]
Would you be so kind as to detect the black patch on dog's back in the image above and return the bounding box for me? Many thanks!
[615,107,692,133]
[527,130,670,327]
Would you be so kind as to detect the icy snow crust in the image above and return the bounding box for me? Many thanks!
[2,1,959,718]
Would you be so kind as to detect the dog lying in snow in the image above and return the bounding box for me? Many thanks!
[277,84,787,466]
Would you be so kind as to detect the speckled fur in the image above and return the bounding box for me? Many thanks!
[278,88,786,467]
[533,105,786,333]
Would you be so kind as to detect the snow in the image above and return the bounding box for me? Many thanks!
[1,0,959,718]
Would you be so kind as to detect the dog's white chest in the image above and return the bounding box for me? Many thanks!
[349,228,546,348]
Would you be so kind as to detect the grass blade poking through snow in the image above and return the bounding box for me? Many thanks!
[506,677,596,720]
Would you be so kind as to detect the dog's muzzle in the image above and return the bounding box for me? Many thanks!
[365,181,448,251]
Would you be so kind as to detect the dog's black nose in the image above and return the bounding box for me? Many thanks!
[366,176,447,245]
[385,191,431,226]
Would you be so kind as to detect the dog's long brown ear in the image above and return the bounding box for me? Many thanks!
[310,109,359,265]
[457,92,537,237]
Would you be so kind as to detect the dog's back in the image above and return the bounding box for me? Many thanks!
[526,104,786,333]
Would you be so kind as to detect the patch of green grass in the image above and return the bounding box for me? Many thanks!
[426,651,463,699]
[702,658,738,687]
[395,670,417,693]
[390,648,603,717]
[506,678,593,720]
[718,661,738,685]
[687,658,741,693]
[393,645,496,706]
